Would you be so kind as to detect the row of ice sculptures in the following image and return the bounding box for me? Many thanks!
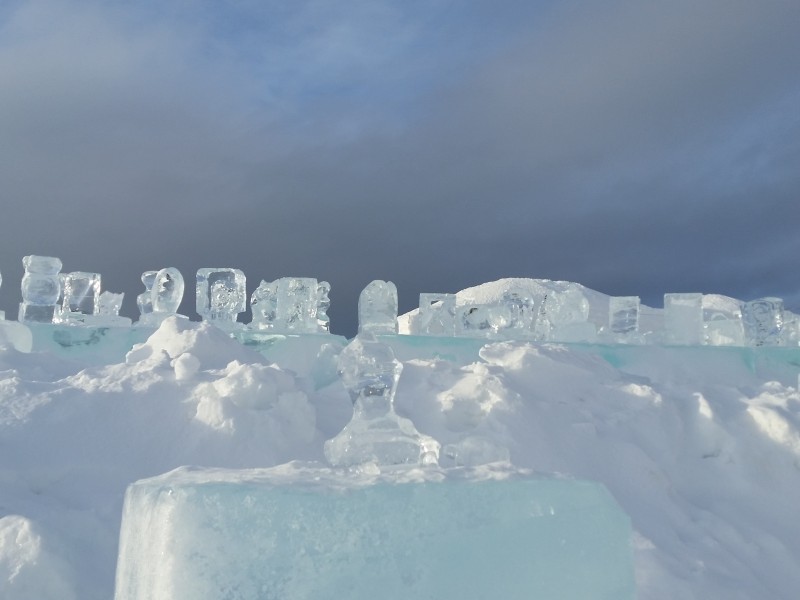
[1,255,798,347]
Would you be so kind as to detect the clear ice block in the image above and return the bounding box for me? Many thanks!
[742,297,784,346]
[114,465,636,600]
[152,268,184,315]
[249,277,329,333]
[195,268,246,327]
[97,291,124,316]
[609,296,640,335]
[358,280,398,335]
[249,280,278,330]
[277,277,319,332]
[664,293,703,345]
[418,293,456,336]
[456,304,497,337]
[55,271,102,323]
[19,255,62,323]
[324,334,439,467]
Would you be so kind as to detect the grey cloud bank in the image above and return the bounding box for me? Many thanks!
[1,0,798,335]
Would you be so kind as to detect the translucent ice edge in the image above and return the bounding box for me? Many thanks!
[136,460,536,492]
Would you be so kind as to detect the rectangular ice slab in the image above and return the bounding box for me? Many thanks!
[115,463,635,600]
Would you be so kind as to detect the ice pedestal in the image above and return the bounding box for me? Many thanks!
[114,464,635,600]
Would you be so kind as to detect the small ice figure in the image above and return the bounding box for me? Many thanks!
[137,271,157,319]
[418,293,456,336]
[742,297,784,346]
[196,268,246,328]
[152,267,184,314]
[324,334,440,468]
[19,255,62,323]
[137,268,184,326]
[609,296,640,335]
[250,280,279,330]
[96,291,124,316]
[316,281,331,333]
[358,280,398,335]
[664,293,703,345]
[55,271,101,323]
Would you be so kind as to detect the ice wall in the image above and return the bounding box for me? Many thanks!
[114,463,634,600]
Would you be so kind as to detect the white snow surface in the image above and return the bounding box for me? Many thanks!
[1,304,800,599]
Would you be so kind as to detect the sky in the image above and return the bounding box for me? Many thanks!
[1,0,799,335]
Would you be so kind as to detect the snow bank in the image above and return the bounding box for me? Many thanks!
[1,311,799,599]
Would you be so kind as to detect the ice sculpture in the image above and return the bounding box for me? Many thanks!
[19,255,62,323]
[742,297,784,346]
[136,268,184,326]
[664,293,703,345]
[152,268,184,315]
[608,296,640,338]
[277,277,319,332]
[196,268,246,329]
[418,293,456,336]
[702,295,745,346]
[535,290,597,342]
[249,277,330,333]
[250,280,278,329]
[136,271,157,320]
[324,334,439,467]
[54,271,101,324]
[456,304,497,337]
[499,289,537,339]
[358,280,398,335]
[97,291,124,316]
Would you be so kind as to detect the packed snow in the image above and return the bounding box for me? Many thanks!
[1,279,799,599]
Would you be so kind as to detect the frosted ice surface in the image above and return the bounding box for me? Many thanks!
[152,268,184,315]
[609,296,640,335]
[324,334,439,467]
[358,280,398,334]
[418,293,456,336]
[195,268,246,327]
[664,293,703,345]
[114,465,636,600]
[19,255,62,323]
[742,297,784,346]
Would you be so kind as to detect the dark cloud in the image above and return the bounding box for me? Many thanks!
[1,0,799,335]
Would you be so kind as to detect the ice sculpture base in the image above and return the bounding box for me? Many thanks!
[27,323,152,366]
[114,463,635,600]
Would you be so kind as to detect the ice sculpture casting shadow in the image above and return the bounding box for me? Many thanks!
[324,333,439,468]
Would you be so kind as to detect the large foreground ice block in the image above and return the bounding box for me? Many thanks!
[115,464,635,600]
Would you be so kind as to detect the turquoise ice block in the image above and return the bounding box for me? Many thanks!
[115,463,635,600]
